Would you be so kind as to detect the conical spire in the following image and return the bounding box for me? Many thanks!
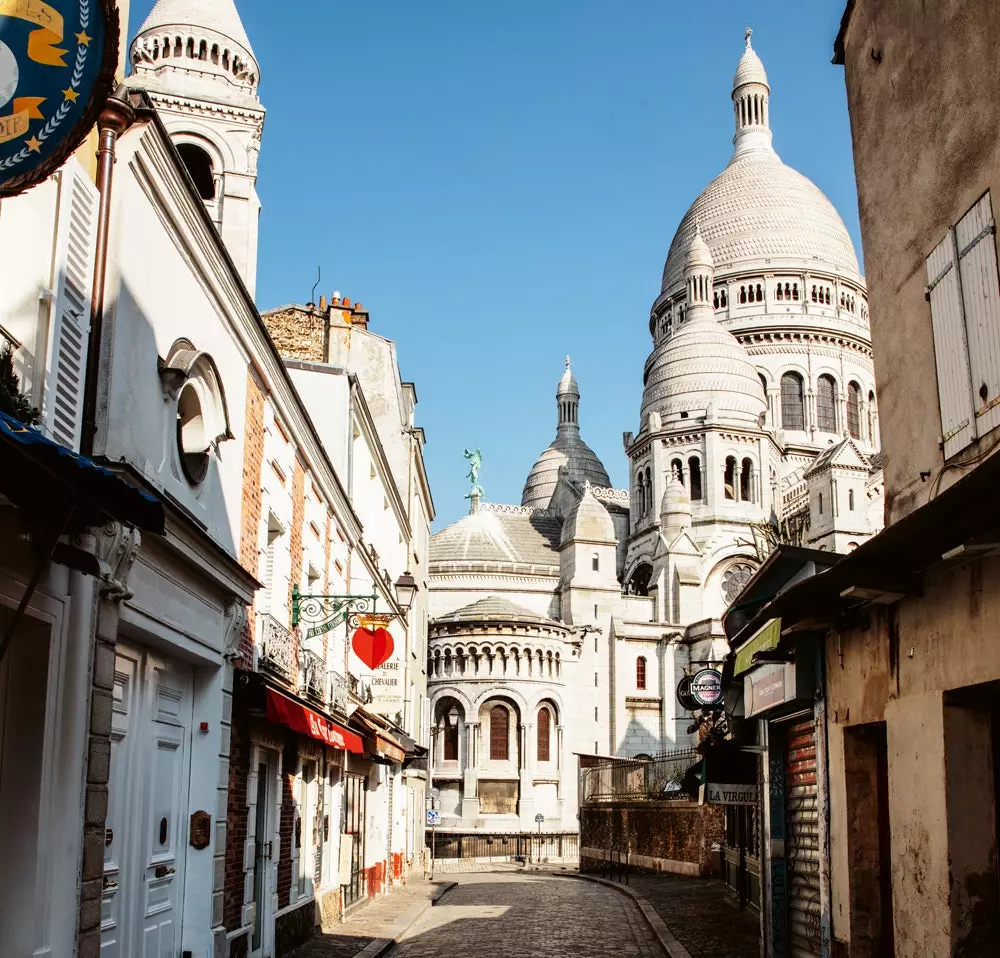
[557,356,580,430]
[731,28,773,156]
[683,225,715,322]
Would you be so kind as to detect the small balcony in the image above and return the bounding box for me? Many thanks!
[259,613,294,681]
[300,649,326,705]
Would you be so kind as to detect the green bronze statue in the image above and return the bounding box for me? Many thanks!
[463,447,485,499]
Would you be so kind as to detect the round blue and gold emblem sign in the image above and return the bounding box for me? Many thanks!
[0,0,118,196]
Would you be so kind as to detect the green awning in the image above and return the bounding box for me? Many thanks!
[733,617,782,676]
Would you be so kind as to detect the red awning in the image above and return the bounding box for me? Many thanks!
[265,689,364,753]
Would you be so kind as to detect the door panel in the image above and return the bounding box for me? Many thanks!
[101,644,193,958]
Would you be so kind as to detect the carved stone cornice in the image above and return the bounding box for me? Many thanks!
[223,600,249,659]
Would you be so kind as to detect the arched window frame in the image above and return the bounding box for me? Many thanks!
[781,372,806,431]
[636,656,647,691]
[817,374,838,433]
[688,456,702,502]
[740,458,755,503]
[489,705,510,762]
[536,707,552,763]
[724,456,737,501]
[847,381,863,440]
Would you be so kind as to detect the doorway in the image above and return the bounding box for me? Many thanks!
[250,747,278,958]
[101,642,194,958]
[342,773,367,907]
[843,722,894,958]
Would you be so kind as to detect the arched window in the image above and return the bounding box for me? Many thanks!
[759,372,768,397]
[645,467,652,513]
[724,456,737,500]
[176,143,216,200]
[868,390,878,443]
[636,657,647,691]
[628,564,652,596]
[826,288,831,305]
[811,285,818,303]
[781,373,805,431]
[670,458,684,483]
[817,375,838,432]
[444,721,458,761]
[776,284,783,301]
[714,291,719,309]
[636,472,645,516]
[688,457,702,501]
[537,708,551,763]
[756,283,763,301]
[672,569,681,622]
[592,553,599,572]
[793,283,799,301]
[740,458,754,503]
[740,286,747,304]
[847,382,862,439]
[818,492,824,515]
[848,488,855,511]
[721,290,727,307]
[489,706,509,761]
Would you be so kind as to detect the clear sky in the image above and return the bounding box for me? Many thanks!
[130,0,859,531]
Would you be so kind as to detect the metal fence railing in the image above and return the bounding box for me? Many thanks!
[428,831,579,862]
[580,747,702,804]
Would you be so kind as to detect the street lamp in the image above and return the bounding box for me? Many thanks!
[393,571,418,611]
[446,704,459,728]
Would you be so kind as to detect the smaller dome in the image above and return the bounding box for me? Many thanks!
[561,487,616,546]
[733,30,769,90]
[684,226,713,272]
[641,317,767,425]
[557,356,579,397]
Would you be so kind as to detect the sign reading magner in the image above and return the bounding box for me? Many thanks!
[0,0,119,196]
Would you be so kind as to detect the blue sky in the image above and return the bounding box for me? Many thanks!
[130,0,859,530]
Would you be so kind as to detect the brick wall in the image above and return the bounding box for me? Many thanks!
[223,715,251,932]
[238,367,266,666]
[262,306,326,362]
[579,801,725,875]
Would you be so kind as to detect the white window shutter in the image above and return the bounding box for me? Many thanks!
[926,229,977,458]
[44,159,98,451]
[957,193,1000,439]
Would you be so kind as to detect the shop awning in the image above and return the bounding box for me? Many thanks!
[733,618,782,676]
[0,412,164,533]
[350,710,410,764]
[265,688,364,753]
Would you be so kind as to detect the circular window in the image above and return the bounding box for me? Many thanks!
[721,563,755,604]
[177,382,210,484]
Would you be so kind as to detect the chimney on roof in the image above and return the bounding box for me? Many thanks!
[318,295,327,311]
[352,302,369,330]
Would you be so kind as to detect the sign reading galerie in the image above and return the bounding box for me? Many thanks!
[0,0,118,195]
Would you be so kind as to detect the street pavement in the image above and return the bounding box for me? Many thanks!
[392,872,662,958]
[288,871,662,958]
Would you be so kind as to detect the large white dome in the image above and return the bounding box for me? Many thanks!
[661,151,860,296]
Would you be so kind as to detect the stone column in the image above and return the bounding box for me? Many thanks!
[78,522,142,958]
[461,722,480,823]
[555,725,566,826]
[518,723,536,829]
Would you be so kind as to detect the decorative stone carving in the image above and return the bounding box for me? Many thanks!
[95,522,142,602]
[223,600,249,659]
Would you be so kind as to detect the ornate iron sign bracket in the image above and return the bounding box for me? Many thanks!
[291,585,383,637]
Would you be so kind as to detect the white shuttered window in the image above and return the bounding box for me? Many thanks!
[926,192,1000,458]
[43,159,98,451]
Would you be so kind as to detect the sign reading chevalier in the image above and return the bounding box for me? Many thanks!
[0,0,118,196]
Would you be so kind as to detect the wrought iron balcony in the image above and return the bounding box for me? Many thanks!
[300,649,326,704]
[260,613,294,680]
[329,670,350,715]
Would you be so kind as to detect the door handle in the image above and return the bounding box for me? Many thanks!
[154,865,176,879]
[103,876,118,890]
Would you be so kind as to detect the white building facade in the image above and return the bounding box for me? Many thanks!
[427,32,885,832]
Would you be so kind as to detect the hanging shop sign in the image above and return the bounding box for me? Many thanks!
[676,674,698,711]
[690,668,724,708]
[0,0,119,196]
[744,661,796,717]
[706,783,759,806]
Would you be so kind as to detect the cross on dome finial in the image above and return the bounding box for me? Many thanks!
[745,26,753,47]
[565,355,571,369]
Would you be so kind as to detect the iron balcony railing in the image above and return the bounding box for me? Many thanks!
[428,831,579,863]
[260,613,294,680]
[300,649,326,704]
[329,671,349,715]
[580,747,702,804]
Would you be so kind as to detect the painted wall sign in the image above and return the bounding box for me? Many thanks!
[690,668,723,708]
[0,0,119,196]
[745,662,795,717]
[353,620,405,721]
[706,783,759,805]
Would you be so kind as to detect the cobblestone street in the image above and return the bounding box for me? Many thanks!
[392,873,662,958]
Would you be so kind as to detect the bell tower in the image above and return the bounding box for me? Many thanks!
[128,0,265,296]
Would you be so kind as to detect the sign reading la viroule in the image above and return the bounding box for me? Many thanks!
[0,0,118,196]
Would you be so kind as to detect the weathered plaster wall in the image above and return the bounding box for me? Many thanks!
[840,0,1000,523]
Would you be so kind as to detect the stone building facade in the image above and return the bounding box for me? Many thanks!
[426,31,886,835]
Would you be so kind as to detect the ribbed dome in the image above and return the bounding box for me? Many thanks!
[641,316,767,425]
[661,151,860,296]
[522,359,611,509]
[137,0,254,53]
[522,441,611,509]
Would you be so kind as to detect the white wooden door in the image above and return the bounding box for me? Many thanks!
[101,643,193,958]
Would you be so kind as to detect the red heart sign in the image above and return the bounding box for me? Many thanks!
[352,626,394,669]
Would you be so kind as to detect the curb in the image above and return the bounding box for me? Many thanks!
[557,872,694,958]
[356,880,457,958]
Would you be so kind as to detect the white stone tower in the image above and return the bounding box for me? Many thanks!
[732,27,772,157]
[129,0,265,296]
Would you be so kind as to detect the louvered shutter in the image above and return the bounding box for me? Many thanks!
[43,159,98,451]
[956,193,1000,439]
[926,229,977,458]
